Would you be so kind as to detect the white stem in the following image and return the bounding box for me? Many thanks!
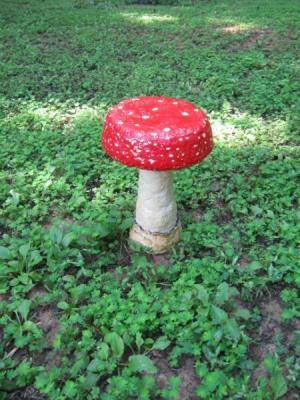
[135,170,177,234]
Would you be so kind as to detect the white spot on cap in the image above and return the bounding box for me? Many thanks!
[118,106,123,109]
[196,152,200,156]
[179,138,183,141]
[193,144,198,148]
[114,143,119,147]
[181,112,189,116]
[203,133,206,138]
[135,123,140,127]
[128,111,133,115]
[158,99,164,103]
[173,101,178,105]
[152,107,159,111]
[117,120,123,125]
[153,143,158,146]
[194,108,199,112]
[149,159,155,164]
[164,127,170,132]
[137,133,142,137]
[142,115,150,119]
[166,147,171,150]
[169,154,174,158]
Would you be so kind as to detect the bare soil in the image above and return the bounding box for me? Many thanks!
[152,352,200,400]
[9,386,47,400]
[248,287,298,389]
[37,309,60,347]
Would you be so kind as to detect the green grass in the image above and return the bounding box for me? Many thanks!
[0,0,299,399]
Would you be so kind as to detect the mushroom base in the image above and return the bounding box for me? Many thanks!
[129,222,181,254]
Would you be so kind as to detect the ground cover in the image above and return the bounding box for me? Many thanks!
[0,0,299,398]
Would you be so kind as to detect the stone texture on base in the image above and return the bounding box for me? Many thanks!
[129,222,181,254]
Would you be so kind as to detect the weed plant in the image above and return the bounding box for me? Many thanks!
[0,0,299,398]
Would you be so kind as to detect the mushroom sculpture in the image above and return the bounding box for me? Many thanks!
[101,96,213,253]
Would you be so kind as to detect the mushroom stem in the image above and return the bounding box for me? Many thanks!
[136,170,177,232]
[130,170,181,253]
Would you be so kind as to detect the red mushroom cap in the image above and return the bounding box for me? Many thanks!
[101,96,213,171]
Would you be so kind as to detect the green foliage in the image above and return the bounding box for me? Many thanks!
[128,355,157,374]
[264,356,288,399]
[0,0,299,398]
[105,332,125,358]
[124,0,188,4]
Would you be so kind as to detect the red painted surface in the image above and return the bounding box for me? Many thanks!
[101,96,213,171]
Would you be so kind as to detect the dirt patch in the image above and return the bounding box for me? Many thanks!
[165,31,210,50]
[151,253,170,267]
[28,286,48,300]
[37,308,60,346]
[190,207,205,223]
[33,31,72,53]
[42,204,59,229]
[248,289,298,386]
[217,26,289,52]
[152,352,200,400]
[241,28,276,50]
[0,293,7,302]
[57,114,72,130]
[214,198,232,225]
[8,386,47,400]
[242,27,299,51]
[238,252,249,270]
[226,27,299,52]
[165,34,186,51]
[260,300,282,334]
[58,217,76,231]
[43,209,75,231]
